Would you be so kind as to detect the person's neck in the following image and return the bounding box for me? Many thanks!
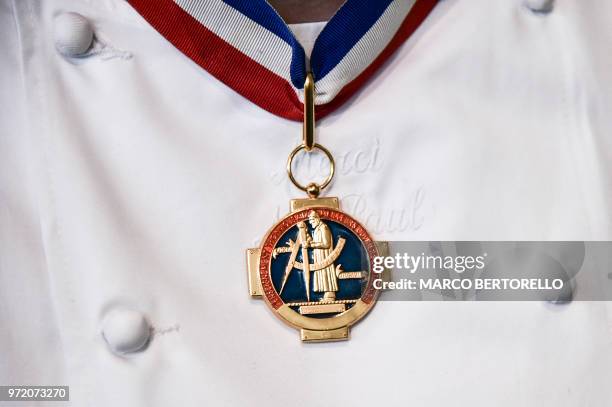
[267,0,345,24]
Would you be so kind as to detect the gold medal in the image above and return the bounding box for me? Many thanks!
[246,74,388,342]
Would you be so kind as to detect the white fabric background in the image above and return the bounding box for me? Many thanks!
[1,0,612,405]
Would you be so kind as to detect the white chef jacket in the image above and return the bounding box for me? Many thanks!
[1,0,612,406]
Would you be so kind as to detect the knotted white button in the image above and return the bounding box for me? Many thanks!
[524,0,554,13]
[54,12,94,57]
[102,308,150,355]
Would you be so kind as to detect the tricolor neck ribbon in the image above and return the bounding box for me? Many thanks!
[128,0,438,121]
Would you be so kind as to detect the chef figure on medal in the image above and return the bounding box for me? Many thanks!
[303,210,338,302]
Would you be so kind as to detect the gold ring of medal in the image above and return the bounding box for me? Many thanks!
[286,72,335,198]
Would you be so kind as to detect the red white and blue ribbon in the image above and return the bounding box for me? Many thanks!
[128,0,438,121]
